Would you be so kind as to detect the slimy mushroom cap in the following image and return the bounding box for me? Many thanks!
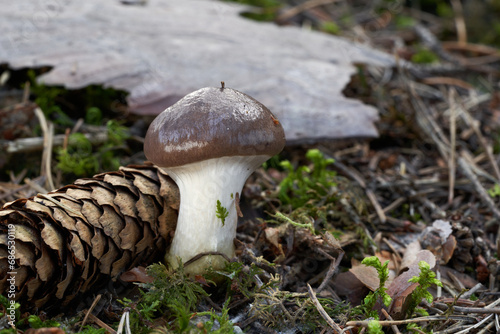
[144,86,285,167]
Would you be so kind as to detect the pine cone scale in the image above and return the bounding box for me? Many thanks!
[0,164,179,309]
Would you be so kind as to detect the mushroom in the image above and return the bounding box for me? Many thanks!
[144,84,285,275]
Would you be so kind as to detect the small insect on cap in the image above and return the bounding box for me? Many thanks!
[144,83,286,167]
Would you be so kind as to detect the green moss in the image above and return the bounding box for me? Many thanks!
[411,47,439,64]
[321,21,341,35]
[367,319,384,334]
[355,256,392,319]
[488,184,500,198]
[216,199,229,226]
[56,120,130,177]
[78,326,107,334]
[120,262,211,333]
[221,0,282,22]
[278,149,337,209]
[406,261,442,317]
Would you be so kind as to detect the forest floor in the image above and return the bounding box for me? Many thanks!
[2,1,500,333]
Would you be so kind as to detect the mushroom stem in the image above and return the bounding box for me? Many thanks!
[163,155,270,275]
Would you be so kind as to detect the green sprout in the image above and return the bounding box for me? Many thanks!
[0,294,21,330]
[406,261,443,317]
[488,184,500,198]
[28,314,61,329]
[194,299,236,333]
[56,120,130,177]
[357,256,392,318]
[411,47,439,64]
[279,148,337,209]
[78,326,107,334]
[269,211,315,234]
[85,106,103,125]
[119,262,210,333]
[216,200,229,226]
[367,319,384,334]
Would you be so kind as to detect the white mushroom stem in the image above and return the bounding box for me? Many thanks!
[163,155,270,275]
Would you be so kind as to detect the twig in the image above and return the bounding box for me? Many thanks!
[450,0,467,45]
[453,314,493,334]
[346,315,477,327]
[448,89,457,205]
[117,311,131,334]
[456,99,500,181]
[460,150,497,183]
[80,295,102,331]
[420,76,473,90]
[307,284,343,333]
[339,197,376,253]
[381,197,406,215]
[442,42,500,66]
[0,132,109,154]
[331,159,367,189]
[22,81,30,103]
[446,305,500,314]
[276,0,339,23]
[23,178,48,194]
[409,83,450,160]
[0,176,46,202]
[414,24,462,66]
[85,313,117,334]
[408,188,446,218]
[457,154,500,220]
[476,320,495,334]
[366,189,386,223]
[316,250,344,293]
[436,269,442,299]
[34,107,55,191]
[461,284,485,300]
[381,309,401,334]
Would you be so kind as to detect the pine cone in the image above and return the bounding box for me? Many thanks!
[0,164,179,309]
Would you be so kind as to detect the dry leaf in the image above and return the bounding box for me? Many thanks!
[420,220,456,265]
[120,266,154,284]
[334,271,370,305]
[387,250,436,319]
[400,241,422,273]
[349,252,397,292]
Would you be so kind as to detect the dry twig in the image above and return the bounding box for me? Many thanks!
[307,284,342,333]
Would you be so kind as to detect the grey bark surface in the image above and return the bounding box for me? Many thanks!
[0,0,397,143]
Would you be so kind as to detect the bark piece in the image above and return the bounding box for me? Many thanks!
[0,0,398,143]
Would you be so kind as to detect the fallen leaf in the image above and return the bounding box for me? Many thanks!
[387,250,436,319]
[333,271,369,305]
[441,235,457,265]
[120,266,154,284]
[474,255,490,283]
[195,275,210,287]
[440,266,480,289]
[387,250,436,298]
[400,241,422,273]
[420,219,456,265]
[349,264,380,292]
[349,253,396,292]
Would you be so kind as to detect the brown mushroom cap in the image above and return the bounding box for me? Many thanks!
[144,86,286,167]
